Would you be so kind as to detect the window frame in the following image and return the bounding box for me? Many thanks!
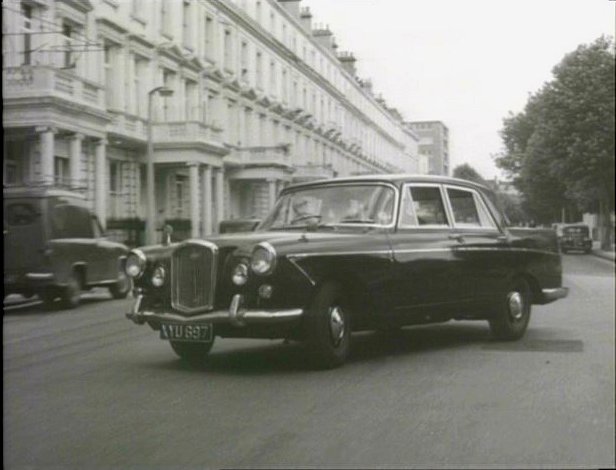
[442,184,499,231]
[397,183,452,230]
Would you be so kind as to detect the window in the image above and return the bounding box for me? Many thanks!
[182,0,192,47]
[21,4,33,65]
[161,0,171,35]
[255,51,263,88]
[204,16,214,57]
[62,21,74,68]
[51,205,93,238]
[54,156,69,186]
[400,186,449,227]
[240,41,248,81]
[109,160,122,192]
[223,29,232,70]
[269,60,276,95]
[6,203,37,226]
[447,187,496,228]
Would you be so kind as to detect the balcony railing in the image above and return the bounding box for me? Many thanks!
[3,66,105,110]
[239,147,291,167]
[293,164,335,181]
[153,121,223,145]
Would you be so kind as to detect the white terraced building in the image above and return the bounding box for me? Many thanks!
[3,0,425,245]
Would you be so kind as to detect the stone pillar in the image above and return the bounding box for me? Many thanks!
[202,165,213,236]
[188,162,200,238]
[69,133,84,189]
[95,139,107,229]
[36,126,56,185]
[215,167,224,232]
[268,179,277,211]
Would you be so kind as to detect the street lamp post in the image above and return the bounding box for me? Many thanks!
[146,86,173,245]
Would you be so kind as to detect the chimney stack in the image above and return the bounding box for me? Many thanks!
[277,0,301,19]
[300,6,312,32]
[337,51,357,76]
[312,25,335,52]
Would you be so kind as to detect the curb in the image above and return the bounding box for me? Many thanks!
[591,250,616,262]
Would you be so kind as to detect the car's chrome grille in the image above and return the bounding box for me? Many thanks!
[171,241,218,314]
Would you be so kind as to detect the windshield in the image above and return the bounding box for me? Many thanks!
[563,226,589,236]
[258,184,396,230]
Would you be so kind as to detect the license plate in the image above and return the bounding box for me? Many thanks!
[159,323,213,342]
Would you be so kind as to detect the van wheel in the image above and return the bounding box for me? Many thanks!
[61,273,81,309]
[304,283,351,369]
[109,271,131,299]
[489,278,531,341]
[41,288,57,310]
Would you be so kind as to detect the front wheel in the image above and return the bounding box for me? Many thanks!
[109,271,131,299]
[60,273,81,309]
[170,340,215,364]
[489,278,532,341]
[304,283,351,369]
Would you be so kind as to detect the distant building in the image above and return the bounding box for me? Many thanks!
[406,121,450,176]
[3,0,423,244]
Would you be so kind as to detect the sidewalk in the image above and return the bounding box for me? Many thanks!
[592,241,616,262]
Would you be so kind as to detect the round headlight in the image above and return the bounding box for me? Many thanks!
[151,266,166,287]
[232,263,249,286]
[250,243,277,276]
[125,250,146,278]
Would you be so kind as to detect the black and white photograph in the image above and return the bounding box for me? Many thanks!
[3,0,615,468]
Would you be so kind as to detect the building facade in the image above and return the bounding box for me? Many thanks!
[407,120,449,176]
[3,0,422,245]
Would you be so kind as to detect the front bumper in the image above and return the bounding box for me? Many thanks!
[126,293,304,327]
[538,287,569,304]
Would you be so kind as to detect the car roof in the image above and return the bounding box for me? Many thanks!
[3,186,87,201]
[283,173,490,192]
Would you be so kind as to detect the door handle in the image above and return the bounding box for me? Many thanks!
[448,233,465,243]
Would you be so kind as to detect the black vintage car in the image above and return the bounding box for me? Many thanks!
[559,224,593,254]
[4,187,131,309]
[125,175,568,368]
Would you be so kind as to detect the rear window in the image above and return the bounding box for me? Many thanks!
[6,203,38,226]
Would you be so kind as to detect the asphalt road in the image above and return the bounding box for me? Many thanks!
[4,254,615,469]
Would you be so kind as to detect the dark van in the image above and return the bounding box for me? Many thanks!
[4,187,130,309]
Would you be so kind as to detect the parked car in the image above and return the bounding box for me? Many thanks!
[560,224,593,254]
[125,175,568,368]
[4,187,131,309]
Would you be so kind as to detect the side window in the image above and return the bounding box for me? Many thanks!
[447,187,496,229]
[51,205,94,238]
[6,203,38,226]
[399,186,449,227]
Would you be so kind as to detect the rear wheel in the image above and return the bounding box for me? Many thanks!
[304,283,351,369]
[170,339,215,364]
[60,273,81,309]
[489,277,532,341]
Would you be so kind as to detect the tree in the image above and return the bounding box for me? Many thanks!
[453,163,528,224]
[495,37,615,249]
[452,163,487,185]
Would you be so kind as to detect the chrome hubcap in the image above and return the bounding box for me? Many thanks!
[507,292,524,321]
[329,306,345,346]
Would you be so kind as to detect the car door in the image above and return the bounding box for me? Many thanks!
[387,183,473,320]
[442,185,509,311]
[91,214,120,282]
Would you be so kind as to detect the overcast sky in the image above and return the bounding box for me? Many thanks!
[302,0,615,180]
